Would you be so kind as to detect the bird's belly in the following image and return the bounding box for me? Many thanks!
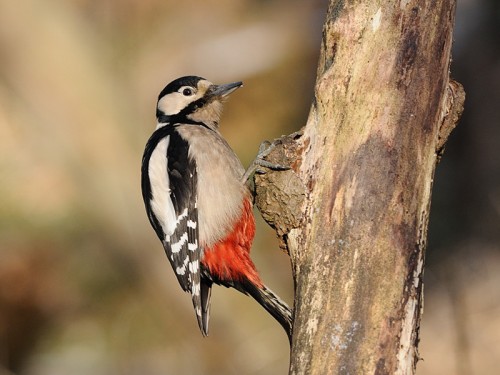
[201,198,260,285]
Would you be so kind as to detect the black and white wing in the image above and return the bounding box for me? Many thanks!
[141,127,204,332]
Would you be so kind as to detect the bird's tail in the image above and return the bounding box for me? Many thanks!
[193,279,212,336]
[242,280,293,343]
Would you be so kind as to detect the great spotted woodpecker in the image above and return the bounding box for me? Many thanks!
[141,76,292,340]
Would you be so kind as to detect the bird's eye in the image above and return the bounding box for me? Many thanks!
[182,88,193,96]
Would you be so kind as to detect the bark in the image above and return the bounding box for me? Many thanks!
[254,1,465,374]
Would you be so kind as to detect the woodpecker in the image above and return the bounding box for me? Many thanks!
[141,76,292,340]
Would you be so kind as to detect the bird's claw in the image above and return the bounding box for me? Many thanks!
[242,140,290,183]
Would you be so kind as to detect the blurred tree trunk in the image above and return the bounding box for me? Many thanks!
[255,0,464,374]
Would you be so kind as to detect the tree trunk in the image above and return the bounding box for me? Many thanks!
[254,0,465,374]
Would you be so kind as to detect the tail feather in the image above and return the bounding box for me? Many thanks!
[200,280,212,335]
[243,281,293,343]
[198,266,292,341]
[192,293,204,336]
[193,279,212,336]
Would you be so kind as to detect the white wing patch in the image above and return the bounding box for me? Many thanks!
[148,136,177,236]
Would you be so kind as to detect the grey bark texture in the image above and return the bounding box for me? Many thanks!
[254,0,465,374]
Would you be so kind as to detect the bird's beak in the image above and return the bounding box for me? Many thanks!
[209,81,243,98]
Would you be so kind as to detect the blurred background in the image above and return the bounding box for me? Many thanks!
[0,0,498,374]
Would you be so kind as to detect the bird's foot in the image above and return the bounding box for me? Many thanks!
[241,140,290,184]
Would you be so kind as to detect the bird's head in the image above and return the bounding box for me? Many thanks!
[156,76,242,129]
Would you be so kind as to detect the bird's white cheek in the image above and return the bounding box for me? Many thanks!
[157,93,189,115]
